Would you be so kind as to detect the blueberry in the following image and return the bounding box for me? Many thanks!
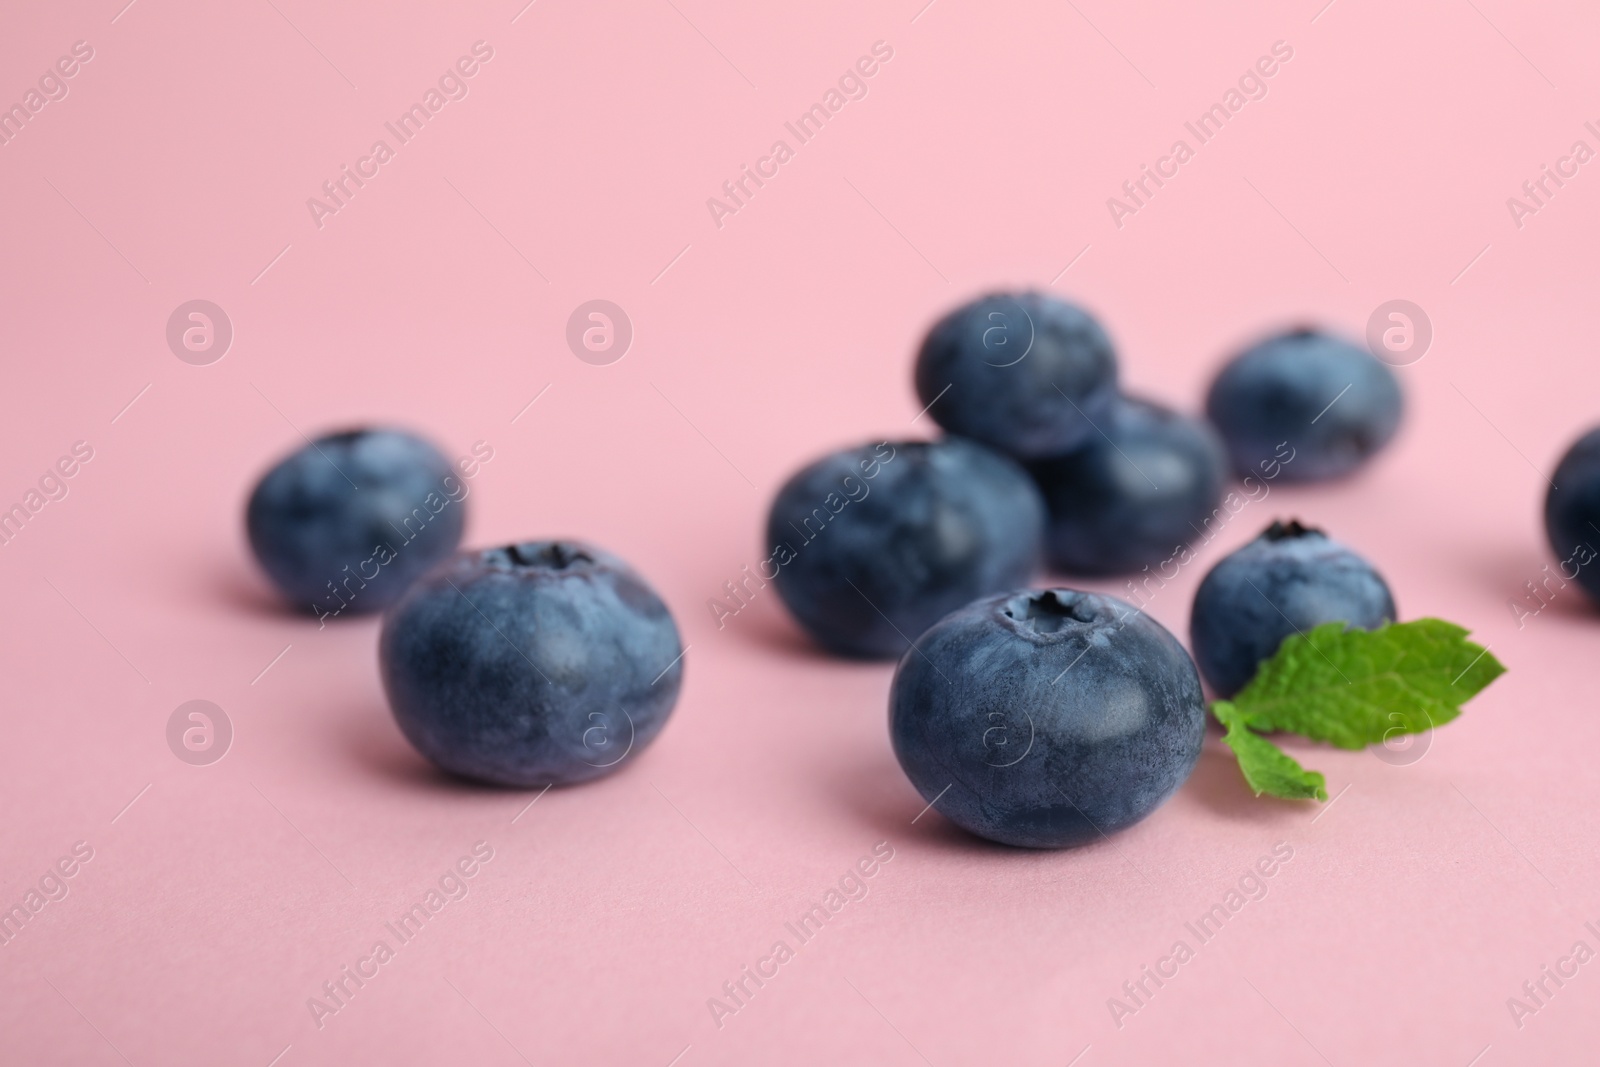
[889,588,1205,849]
[1544,427,1600,603]
[1189,520,1396,697]
[247,428,465,616]
[379,540,684,787]
[1026,396,1228,575]
[766,438,1044,659]
[914,292,1119,459]
[1205,327,1402,481]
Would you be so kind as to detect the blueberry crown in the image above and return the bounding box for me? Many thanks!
[1001,589,1098,634]
[318,429,370,446]
[485,541,595,570]
[1261,519,1325,542]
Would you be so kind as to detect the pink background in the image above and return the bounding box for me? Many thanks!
[2,0,1597,1063]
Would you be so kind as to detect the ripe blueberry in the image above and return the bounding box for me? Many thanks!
[1189,520,1396,697]
[379,541,684,786]
[247,428,464,616]
[1206,327,1402,481]
[914,292,1119,459]
[1026,396,1228,575]
[890,589,1206,848]
[766,438,1044,659]
[1544,427,1600,603]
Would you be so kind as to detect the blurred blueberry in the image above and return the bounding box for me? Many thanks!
[890,588,1205,849]
[1544,427,1600,603]
[766,438,1044,659]
[1027,396,1228,575]
[1189,520,1396,697]
[914,292,1119,459]
[380,541,684,786]
[247,428,464,616]
[1206,327,1402,481]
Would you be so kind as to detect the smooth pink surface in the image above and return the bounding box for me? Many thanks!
[2,1,1597,1063]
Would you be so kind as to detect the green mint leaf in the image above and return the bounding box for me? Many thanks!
[1213,701,1328,800]
[1225,618,1505,750]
